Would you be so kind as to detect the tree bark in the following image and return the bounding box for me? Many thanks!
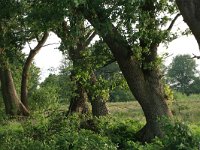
[21,32,49,109]
[176,0,200,49]
[67,76,89,115]
[80,3,172,141]
[89,72,109,117]
[0,54,29,116]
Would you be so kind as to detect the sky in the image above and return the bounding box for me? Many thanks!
[23,19,200,82]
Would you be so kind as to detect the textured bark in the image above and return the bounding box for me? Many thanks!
[21,32,49,109]
[176,0,200,49]
[67,79,89,115]
[80,3,172,141]
[89,72,109,117]
[0,55,29,116]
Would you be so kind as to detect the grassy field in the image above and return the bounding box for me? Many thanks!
[108,95,200,124]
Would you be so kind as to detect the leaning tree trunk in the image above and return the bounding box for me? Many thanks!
[176,0,200,49]
[0,56,29,116]
[21,32,49,109]
[89,72,109,117]
[80,3,172,142]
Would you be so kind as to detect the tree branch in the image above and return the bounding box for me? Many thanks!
[100,59,116,69]
[192,53,200,59]
[84,31,96,47]
[33,32,49,52]
[167,13,181,31]
[42,43,60,48]
[27,41,33,51]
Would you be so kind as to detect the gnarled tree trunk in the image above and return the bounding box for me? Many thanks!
[80,3,172,142]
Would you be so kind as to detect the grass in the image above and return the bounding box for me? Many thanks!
[108,101,145,122]
[108,95,200,124]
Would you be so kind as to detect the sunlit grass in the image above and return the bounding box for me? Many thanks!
[108,94,200,124]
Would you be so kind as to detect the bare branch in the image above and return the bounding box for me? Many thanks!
[167,13,181,31]
[192,53,200,59]
[84,31,96,47]
[42,43,60,48]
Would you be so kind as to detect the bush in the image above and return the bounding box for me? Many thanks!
[109,88,135,102]
[29,86,60,110]
[161,119,199,150]
[0,113,116,150]
[0,111,200,150]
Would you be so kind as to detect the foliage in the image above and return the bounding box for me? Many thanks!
[0,113,116,150]
[0,111,200,150]
[109,87,135,102]
[29,84,60,110]
[167,54,199,95]
[160,118,199,150]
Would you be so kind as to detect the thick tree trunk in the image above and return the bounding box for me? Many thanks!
[81,4,172,141]
[21,32,49,109]
[90,98,109,117]
[89,72,109,117]
[0,57,29,116]
[176,0,200,49]
[67,76,89,115]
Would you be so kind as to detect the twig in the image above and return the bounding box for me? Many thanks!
[42,43,60,48]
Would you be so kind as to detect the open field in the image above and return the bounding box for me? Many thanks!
[108,95,200,124]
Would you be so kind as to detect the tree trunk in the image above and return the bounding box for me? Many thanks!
[176,0,200,49]
[90,98,109,117]
[80,4,172,141]
[89,72,109,117]
[56,21,96,115]
[67,76,89,115]
[21,32,49,109]
[0,56,29,116]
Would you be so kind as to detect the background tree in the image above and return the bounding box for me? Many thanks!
[167,54,198,95]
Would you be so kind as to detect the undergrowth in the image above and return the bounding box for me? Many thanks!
[0,110,200,150]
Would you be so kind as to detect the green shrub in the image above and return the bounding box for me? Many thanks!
[91,117,142,149]
[1,110,200,150]
[161,119,199,150]
[29,86,60,110]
